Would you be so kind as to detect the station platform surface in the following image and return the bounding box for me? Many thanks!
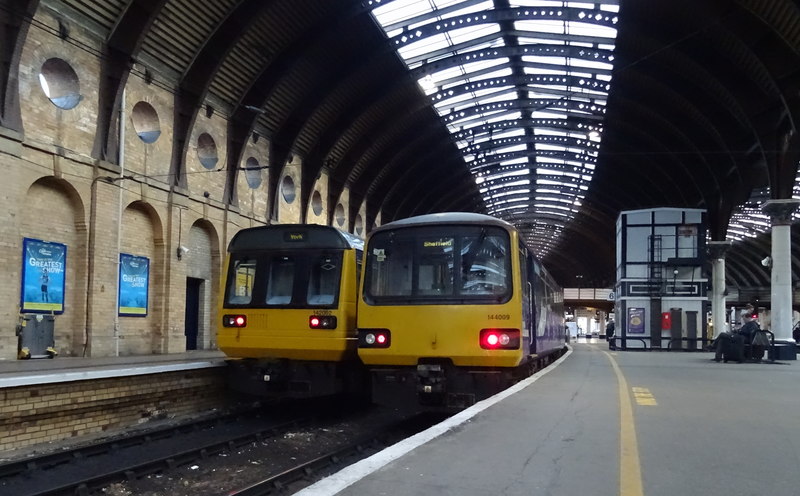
[0,350,227,388]
[297,342,800,496]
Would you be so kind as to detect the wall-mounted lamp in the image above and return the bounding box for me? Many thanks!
[177,245,189,260]
[761,256,772,268]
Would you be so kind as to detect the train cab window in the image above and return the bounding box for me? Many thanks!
[364,226,511,304]
[266,256,294,305]
[226,257,257,305]
[460,232,509,295]
[367,235,413,297]
[307,253,342,306]
[418,237,454,295]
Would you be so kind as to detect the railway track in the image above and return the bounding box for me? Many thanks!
[0,398,386,496]
[227,413,444,496]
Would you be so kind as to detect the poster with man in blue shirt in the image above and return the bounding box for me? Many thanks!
[119,253,150,316]
[21,238,67,313]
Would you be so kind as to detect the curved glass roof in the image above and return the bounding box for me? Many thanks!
[370,0,619,258]
[725,171,800,242]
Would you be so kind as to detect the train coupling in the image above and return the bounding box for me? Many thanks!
[416,364,445,394]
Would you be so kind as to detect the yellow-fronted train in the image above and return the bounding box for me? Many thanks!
[217,224,367,399]
[357,213,566,412]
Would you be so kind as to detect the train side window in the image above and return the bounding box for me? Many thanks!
[266,256,294,305]
[227,257,256,305]
[307,253,342,306]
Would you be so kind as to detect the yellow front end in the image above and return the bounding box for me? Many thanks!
[357,299,525,368]
[216,252,359,362]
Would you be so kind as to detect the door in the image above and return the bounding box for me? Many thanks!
[185,277,203,350]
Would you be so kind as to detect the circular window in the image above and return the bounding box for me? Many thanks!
[281,175,296,203]
[334,203,345,227]
[354,214,364,235]
[197,133,218,170]
[131,101,161,143]
[311,190,323,216]
[244,157,262,188]
[39,58,81,110]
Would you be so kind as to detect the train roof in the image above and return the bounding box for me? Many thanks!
[373,213,515,233]
[228,224,364,252]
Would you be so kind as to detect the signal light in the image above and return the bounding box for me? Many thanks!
[223,315,247,327]
[358,329,391,348]
[480,328,520,350]
[309,315,337,329]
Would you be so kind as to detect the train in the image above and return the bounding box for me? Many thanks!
[216,224,368,398]
[356,212,566,411]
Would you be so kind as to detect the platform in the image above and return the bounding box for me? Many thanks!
[297,342,799,496]
[0,350,226,388]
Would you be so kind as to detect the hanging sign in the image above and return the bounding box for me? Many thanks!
[118,253,150,316]
[20,238,67,314]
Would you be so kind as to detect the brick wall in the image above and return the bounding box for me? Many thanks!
[0,4,372,360]
[0,369,229,453]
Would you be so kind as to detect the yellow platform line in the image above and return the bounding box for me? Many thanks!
[604,351,645,496]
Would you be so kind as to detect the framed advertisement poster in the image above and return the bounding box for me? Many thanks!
[20,238,67,314]
[628,307,645,334]
[118,253,149,316]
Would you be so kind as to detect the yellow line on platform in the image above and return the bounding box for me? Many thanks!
[604,351,645,496]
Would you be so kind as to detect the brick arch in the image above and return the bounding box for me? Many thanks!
[119,200,164,355]
[21,176,88,356]
[183,218,222,350]
[124,200,164,244]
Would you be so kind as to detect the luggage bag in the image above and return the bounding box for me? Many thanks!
[723,333,745,363]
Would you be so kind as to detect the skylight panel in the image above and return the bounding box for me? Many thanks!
[372,0,619,258]
[399,34,452,61]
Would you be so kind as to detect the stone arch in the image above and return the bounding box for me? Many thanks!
[182,219,221,350]
[19,177,88,356]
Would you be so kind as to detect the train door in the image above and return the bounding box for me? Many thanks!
[185,277,203,350]
[519,246,531,349]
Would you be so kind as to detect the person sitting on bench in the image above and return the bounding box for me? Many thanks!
[714,311,758,362]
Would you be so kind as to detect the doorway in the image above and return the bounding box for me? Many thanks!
[185,277,204,350]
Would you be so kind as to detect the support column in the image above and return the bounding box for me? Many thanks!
[762,199,799,360]
[707,241,731,339]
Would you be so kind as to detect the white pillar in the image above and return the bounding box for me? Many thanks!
[707,241,731,338]
[762,199,800,342]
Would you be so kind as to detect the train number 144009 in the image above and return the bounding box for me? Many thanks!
[488,314,511,320]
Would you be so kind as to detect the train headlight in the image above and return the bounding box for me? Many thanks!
[480,328,520,350]
[358,329,391,348]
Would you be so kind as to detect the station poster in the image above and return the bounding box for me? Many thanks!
[118,253,149,316]
[20,237,67,314]
[628,307,645,334]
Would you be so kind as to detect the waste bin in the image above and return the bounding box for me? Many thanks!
[16,314,57,359]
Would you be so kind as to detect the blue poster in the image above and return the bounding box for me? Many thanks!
[119,253,149,316]
[628,307,645,334]
[21,238,67,313]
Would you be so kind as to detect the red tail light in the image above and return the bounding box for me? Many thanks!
[480,328,520,350]
[223,315,247,327]
[358,329,391,348]
[309,315,337,329]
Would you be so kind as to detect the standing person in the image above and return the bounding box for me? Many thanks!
[605,319,615,341]
[40,268,49,303]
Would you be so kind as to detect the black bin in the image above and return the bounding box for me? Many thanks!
[16,314,57,359]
